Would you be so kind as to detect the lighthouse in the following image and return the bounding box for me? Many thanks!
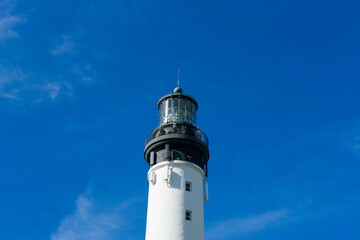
[144,86,210,240]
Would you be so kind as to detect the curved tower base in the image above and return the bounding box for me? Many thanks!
[145,161,205,240]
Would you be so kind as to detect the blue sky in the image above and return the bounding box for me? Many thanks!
[1,0,360,239]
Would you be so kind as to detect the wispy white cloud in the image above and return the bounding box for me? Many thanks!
[50,192,138,240]
[0,7,97,104]
[345,136,360,152]
[51,35,74,55]
[0,15,23,40]
[62,81,73,97]
[0,0,17,8]
[206,209,289,239]
[0,66,25,100]
[72,64,98,83]
[32,80,73,101]
[42,82,61,100]
[50,35,98,83]
[0,0,25,41]
[0,66,25,84]
[0,66,73,101]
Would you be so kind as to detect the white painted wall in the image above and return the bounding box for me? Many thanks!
[145,160,205,240]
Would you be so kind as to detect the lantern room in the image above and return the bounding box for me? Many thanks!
[157,87,198,126]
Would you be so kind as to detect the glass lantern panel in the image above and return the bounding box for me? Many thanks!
[159,97,196,125]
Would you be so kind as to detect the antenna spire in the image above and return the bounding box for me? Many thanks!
[173,69,183,93]
[177,69,180,87]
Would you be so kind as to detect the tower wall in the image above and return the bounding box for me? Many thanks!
[145,161,205,240]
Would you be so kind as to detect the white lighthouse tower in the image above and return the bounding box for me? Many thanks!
[144,86,210,240]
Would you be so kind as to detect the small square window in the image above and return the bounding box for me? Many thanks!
[185,181,192,192]
[185,210,192,221]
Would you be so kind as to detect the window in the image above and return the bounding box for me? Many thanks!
[185,210,192,221]
[185,181,192,192]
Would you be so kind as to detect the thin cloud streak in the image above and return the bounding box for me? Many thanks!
[0,89,20,100]
[51,35,74,55]
[50,193,137,240]
[0,15,23,40]
[72,64,98,83]
[0,0,25,41]
[346,136,360,152]
[0,66,25,100]
[43,82,61,100]
[206,209,289,239]
[0,66,74,101]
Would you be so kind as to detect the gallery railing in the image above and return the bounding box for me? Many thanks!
[145,123,208,147]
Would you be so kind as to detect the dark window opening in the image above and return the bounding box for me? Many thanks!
[185,210,192,221]
[185,181,192,192]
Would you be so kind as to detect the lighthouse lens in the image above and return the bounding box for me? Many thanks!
[159,98,196,125]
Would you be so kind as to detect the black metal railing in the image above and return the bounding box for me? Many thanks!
[145,123,208,147]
